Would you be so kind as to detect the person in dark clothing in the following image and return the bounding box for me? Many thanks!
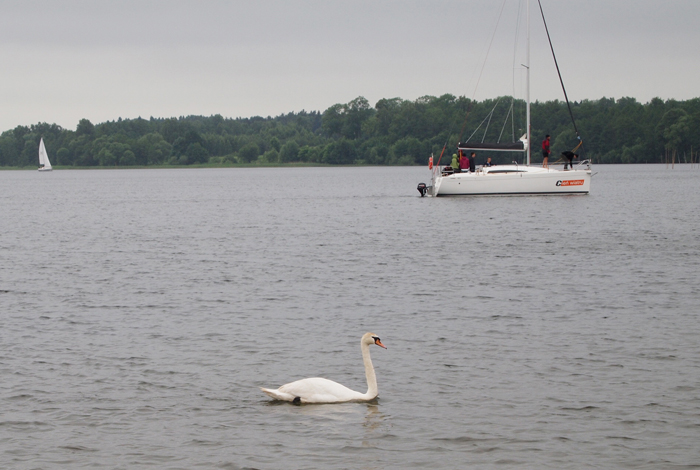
[542,135,551,168]
[561,151,578,170]
[469,152,476,173]
[484,157,492,167]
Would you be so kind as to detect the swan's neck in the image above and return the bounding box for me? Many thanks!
[361,341,378,399]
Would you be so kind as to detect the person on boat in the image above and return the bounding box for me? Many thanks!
[459,151,469,173]
[542,135,551,168]
[469,152,476,173]
[484,157,493,167]
[451,153,460,173]
[561,151,578,170]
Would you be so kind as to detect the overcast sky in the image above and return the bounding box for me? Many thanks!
[2,0,699,132]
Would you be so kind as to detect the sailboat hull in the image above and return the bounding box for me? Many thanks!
[430,165,590,196]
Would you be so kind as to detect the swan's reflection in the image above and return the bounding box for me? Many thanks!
[362,403,387,448]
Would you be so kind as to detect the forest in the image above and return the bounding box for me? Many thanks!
[1,95,698,168]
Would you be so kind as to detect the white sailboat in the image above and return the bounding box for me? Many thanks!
[423,0,591,196]
[38,137,53,172]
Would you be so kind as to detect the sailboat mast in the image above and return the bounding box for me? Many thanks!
[526,0,531,166]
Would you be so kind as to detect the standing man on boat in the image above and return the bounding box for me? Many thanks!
[542,135,551,168]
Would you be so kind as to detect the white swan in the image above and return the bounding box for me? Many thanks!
[261,332,387,404]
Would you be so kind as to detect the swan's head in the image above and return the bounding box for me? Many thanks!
[362,332,387,349]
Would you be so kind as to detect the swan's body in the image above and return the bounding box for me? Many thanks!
[261,332,386,404]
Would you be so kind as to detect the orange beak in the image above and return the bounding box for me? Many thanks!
[375,339,387,349]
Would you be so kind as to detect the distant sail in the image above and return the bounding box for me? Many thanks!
[38,138,53,171]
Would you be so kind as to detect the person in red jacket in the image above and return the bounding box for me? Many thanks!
[459,150,469,173]
[542,135,551,168]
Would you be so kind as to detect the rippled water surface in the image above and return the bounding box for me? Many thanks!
[2,165,699,469]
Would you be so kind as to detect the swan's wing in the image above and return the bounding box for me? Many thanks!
[275,377,365,403]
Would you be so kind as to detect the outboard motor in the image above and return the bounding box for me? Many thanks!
[417,182,428,197]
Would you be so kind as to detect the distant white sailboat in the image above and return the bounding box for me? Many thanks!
[38,137,53,172]
[420,0,591,197]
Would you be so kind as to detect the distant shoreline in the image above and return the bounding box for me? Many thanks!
[2,162,695,171]
[0,162,341,171]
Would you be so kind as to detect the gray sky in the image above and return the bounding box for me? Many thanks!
[2,0,699,132]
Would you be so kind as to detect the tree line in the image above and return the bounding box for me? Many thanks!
[1,95,699,168]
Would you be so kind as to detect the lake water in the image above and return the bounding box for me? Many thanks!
[1,164,699,469]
